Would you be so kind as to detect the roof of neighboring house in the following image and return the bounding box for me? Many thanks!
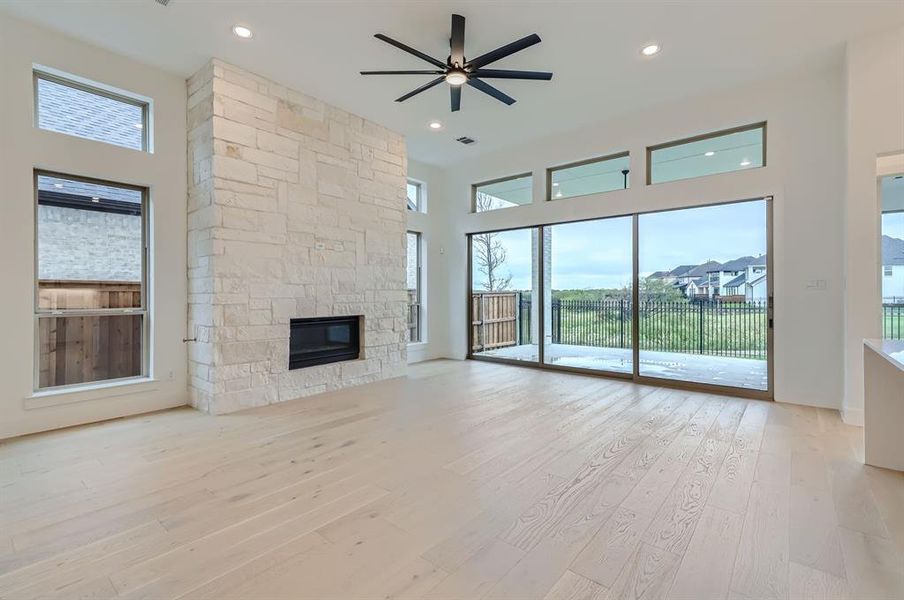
[688,261,722,277]
[724,273,747,288]
[749,273,767,286]
[668,264,697,277]
[647,270,669,279]
[710,255,765,272]
[882,235,904,266]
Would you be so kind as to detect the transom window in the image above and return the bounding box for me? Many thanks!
[647,122,765,184]
[548,152,630,200]
[473,173,533,212]
[407,180,423,212]
[34,69,149,151]
[35,171,148,389]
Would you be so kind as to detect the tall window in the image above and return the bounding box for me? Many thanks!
[648,123,765,184]
[34,69,149,151]
[35,172,147,389]
[406,232,422,343]
[407,180,423,212]
[473,173,533,212]
[881,173,904,339]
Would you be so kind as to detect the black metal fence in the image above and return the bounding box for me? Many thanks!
[517,295,768,360]
[883,303,904,340]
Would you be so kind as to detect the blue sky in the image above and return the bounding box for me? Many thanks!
[472,199,768,291]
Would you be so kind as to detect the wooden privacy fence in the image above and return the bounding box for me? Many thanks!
[471,292,520,352]
[37,280,143,388]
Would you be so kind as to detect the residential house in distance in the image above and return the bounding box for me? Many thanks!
[882,235,904,301]
[649,255,766,301]
[708,256,767,301]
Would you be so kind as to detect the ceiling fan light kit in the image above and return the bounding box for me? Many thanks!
[361,14,552,112]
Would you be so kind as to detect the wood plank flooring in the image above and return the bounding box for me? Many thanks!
[1,359,902,599]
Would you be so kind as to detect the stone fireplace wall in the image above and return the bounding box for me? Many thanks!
[186,60,407,414]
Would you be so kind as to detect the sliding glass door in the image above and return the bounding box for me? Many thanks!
[469,227,539,363]
[542,217,633,374]
[467,198,772,396]
[637,199,770,391]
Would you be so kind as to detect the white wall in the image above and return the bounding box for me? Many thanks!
[406,159,451,363]
[0,14,188,439]
[843,26,904,425]
[429,64,847,410]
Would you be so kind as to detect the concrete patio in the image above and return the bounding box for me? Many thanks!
[476,343,768,390]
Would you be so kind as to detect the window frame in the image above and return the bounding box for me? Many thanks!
[645,122,767,186]
[407,179,424,213]
[33,68,150,152]
[33,169,150,391]
[406,230,423,344]
[546,151,630,201]
[471,172,533,213]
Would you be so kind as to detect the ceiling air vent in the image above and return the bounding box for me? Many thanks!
[456,136,476,145]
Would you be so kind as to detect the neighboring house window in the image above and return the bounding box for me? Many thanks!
[406,232,422,343]
[407,181,422,212]
[473,173,532,212]
[34,69,149,151]
[647,122,765,184]
[548,152,629,200]
[885,266,894,277]
[35,171,148,389]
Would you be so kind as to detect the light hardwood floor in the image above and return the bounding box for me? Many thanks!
[1,359,902,599]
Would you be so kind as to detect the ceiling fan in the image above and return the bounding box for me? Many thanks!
[361,14,552,112]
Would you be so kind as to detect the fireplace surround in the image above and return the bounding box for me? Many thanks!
[289,316,361,370]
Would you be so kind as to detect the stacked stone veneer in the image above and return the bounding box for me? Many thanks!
[187,59,408,414]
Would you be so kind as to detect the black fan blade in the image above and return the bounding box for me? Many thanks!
[471,69,552,80]
[466,34,541,69]
[467,78,515,105]
[374,34,446,69]
[395,76,445,102]
[451,85,461,112]
[450,14,465,66]
[361,70,445,75]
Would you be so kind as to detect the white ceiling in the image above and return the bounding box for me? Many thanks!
[3,1,902,165]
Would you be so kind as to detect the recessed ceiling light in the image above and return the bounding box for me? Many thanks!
[91,197,100,203]
[641,43,661,57]
[740,159,752,167]
[428,120,443,130]
[53,183,63,188]
[232,25,253,39]
[704,151,715,157]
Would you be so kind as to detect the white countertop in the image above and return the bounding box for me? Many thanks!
[864,339,904,372]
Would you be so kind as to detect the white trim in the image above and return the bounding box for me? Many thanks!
[25,377,159,409]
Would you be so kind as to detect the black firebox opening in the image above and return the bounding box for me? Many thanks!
[289,316,361,369]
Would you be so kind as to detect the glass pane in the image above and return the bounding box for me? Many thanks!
[407,182,420,211]
[471,228,538,362]
[881,174,904,339]
[638,200,768,390]
[551,154,629,199]
[37,174,143,310]
[474,175,532,212]
[406,232,421,343]
[38,314,143,389]
[649,125,764,184]
[544,217,633,372]
[36,75,146,151]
